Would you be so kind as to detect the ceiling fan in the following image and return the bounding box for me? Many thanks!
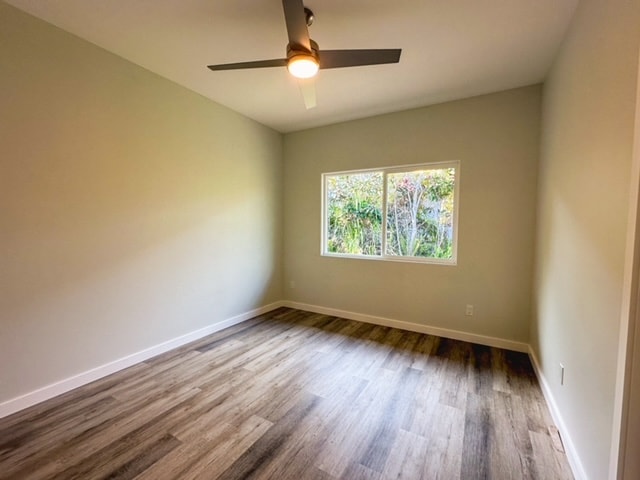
[207,0,402,109]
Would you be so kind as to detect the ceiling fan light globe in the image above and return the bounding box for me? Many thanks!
[287,55,319,79]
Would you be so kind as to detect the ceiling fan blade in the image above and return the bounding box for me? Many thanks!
[282,0,311,51]
[208,58,287,71]
[297,78,317,109]
[319,49,402,69]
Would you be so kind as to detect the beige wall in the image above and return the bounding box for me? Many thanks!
[0,3,283,403]
[283,86,541,344]
[532,0,640,478]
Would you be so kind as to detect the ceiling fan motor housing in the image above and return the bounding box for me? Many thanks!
[286,39,319,78]
[287,39,319,62]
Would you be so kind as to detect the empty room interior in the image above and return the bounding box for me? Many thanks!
[1,0,640,479]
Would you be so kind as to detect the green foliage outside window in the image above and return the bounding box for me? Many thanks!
[386,168,455,258]
[325,166,456,261]
[326,172,383,255]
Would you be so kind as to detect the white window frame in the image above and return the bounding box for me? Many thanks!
[321,161,460,265]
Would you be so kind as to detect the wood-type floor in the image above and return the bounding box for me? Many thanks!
[0,308,573,479]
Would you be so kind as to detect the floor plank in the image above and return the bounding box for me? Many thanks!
[0,308,573,479]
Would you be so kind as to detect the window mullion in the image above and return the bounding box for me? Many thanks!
[381,170,388,258]
[321,174,327,255]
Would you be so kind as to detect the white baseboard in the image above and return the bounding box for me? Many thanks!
[528,347,587,480]
[0,301,285,419]
[282,300,529,353]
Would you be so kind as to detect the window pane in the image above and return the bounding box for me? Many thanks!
[326,172,383,255]
[386,168,455,259]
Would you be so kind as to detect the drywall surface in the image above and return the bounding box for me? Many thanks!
[532,0,640,478]
[283,86,541,344]
[0,3,283,403]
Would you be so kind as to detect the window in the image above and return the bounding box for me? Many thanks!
[322,162,459,264]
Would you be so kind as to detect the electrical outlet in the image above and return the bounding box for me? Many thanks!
[560,363,565,385]
[465,304,474,316]
[289,280,296,289]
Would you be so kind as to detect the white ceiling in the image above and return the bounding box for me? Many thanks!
[6,0,578,133]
